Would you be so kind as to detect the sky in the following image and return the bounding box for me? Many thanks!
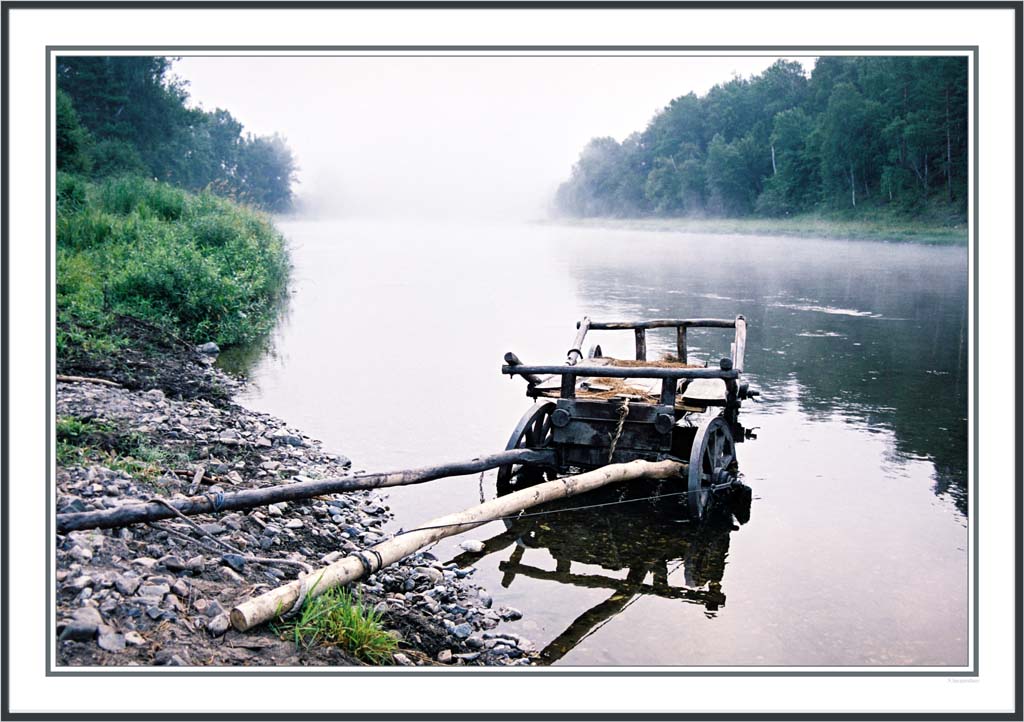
[174,55,816,220]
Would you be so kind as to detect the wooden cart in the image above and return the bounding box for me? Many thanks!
[500,316,757,519]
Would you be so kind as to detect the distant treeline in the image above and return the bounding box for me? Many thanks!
[555,57,968,220]
[57,57,297,212]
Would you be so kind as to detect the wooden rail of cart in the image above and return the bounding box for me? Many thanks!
[500,315,756,519]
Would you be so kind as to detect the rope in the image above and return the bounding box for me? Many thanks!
[146,497,313,573]
[607,398,630,463]
[282,573,312,619]
[395,485,705,537]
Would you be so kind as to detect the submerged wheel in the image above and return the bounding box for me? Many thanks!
[497,401,557,494]
[687,415,738,521]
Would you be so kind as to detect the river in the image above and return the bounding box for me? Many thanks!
[221,217,969,667]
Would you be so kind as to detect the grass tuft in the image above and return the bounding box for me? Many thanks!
[280,586,398,664]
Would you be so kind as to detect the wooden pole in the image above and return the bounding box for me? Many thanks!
[56,375,122,388]
[567,316,591,365]
[634,329,647,361]
[732,315,747,373]
[229,458,685,631]
[55,448,555,533]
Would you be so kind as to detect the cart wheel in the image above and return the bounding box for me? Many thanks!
[497,401,557,494]
[587,344,603,359]
[687,416,738,521]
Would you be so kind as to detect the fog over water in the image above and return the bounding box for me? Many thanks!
[176,55,968,666]
[175,55,814,219]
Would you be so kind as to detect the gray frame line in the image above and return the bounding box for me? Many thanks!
[45,45,980,679]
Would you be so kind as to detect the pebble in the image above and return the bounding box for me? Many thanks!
[220,554,246,573]
[206,613,230,637]
[97,627,126,652]
[498,607,523,621]
[55,370,535,669]
[137,584,170,599]
[60,606,103,641]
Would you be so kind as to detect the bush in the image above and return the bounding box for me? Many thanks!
[57,176,289,355]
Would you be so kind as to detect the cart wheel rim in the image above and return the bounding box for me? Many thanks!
[687,416,737,520]
[497,401,557,492]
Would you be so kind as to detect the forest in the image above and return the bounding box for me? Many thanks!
[555,57,968,222]
[56,57,297,212]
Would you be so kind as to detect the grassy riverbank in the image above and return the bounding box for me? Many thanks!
[57,174,289,373]
[549,211,968,245]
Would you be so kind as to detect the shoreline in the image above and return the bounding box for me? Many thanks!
[54,330,537,668]
[540,215,968,245]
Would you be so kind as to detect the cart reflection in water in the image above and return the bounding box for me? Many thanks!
[449,477,753,664]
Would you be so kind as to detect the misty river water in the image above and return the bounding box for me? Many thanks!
[221,218,969,667]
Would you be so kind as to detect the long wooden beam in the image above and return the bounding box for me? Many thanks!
[503,364,739,380]
[588,319,736,330]
[230,458,686,631]
[55,448,556,533]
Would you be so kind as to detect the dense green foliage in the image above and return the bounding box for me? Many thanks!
[57,57,297,212]
[556,57,968,221]
[57,173,289,355]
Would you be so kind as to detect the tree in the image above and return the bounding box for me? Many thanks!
[55,89,93,174]
[56,56,298,212]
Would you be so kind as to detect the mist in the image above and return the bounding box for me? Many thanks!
[174,55,813,220]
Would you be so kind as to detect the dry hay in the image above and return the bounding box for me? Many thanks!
[605,356,702,369]
[576,378,661,401]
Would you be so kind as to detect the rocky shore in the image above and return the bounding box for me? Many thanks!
[55,343,537,667]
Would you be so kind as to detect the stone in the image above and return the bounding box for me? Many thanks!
[221,554,246,573]
[499,607,523,621]
[137,583,170,599]
[114,574,141,596]
[203,600,226,618]
[124,631,146,647]
[414,567,443,585]
[392,653,413,666]
[271,429,304,447]
[458,540,485,553]
[198,523,226,536]
[453,623,473,639]
[97,627,126,652]
[159,555,187,572]
[70,544,93,562]
[284,519,304,529]
[437,649,453,664]
[65,575,94,592]
[60,606,103,641]
[144,389,166,402]
[171,579,190,597]
[207,613,230,637]
[185,556,206,574]
[196,342,220,355]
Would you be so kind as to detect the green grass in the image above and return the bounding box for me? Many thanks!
[552,210,968,245]
[279,585,398,664]
[55,414,188,487]
[57,173,290,358]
